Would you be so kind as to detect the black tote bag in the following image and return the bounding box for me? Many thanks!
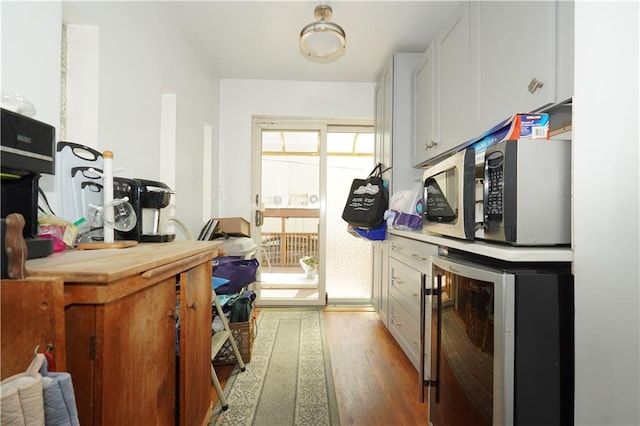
[341,163,390,229]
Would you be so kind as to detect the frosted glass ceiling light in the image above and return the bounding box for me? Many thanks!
[300,4,346,62]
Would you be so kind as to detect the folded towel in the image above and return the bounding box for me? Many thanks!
[41,373,80,426]
[1,362,45,426]
[0,353,80,426]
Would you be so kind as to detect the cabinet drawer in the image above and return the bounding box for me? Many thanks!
[389,257,422,320]
[388,295,420,370]
[388,235,437,274]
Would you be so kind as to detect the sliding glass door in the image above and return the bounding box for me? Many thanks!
[252,118,374,306]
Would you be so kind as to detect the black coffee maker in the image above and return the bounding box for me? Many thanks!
[1,108,56,261]
[113,177,175,242]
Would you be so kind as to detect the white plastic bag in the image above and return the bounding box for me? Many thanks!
[389,181,423,231]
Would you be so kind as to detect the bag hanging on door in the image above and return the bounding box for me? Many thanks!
[341,163,390,229]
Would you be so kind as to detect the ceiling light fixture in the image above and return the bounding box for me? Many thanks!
[299,4,346,62]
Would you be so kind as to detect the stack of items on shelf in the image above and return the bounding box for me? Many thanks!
[212,255,259,295]
[201,216,260,294]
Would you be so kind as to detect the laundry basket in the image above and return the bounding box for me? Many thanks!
[212,314,256,364]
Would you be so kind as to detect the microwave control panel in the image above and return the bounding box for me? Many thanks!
[484,151,504,222]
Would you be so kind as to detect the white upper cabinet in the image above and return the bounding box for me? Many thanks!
[413,42,436,167]
[374,63,391,175]
[413,2,473,167]
[412,0,574,167]
[376,53,423,193]
[437,2,473,155]
[472,1,558,133]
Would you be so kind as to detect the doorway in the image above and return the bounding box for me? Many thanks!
[252,118,374,306]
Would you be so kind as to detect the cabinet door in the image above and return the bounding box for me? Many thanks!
[389,258,422,320]
[1,278,66,379]
[374,79,384,168]
[178,261,213,426]
[379,241,389,326]
[375,62,393,176]
[388,295,421,370]
[371,241,382,315]
[372,241,390,327]
[436,1,472,156]
[101,278,176,426]
[413,42,436,167]
[476,1,557,130]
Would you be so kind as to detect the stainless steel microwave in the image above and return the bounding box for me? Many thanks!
[482,139,571,246]
[422,148,476,240]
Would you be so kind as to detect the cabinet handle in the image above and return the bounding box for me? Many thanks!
[528,77,544,94]
[425,140,438,149]
[168,310,178,321]
[188,301,198,310]
[391,245,402,251]
[392,277,404,285]
[391,316,403,327]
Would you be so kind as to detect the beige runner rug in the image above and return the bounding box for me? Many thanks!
[210,308,340,426]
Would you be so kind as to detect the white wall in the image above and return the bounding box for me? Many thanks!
[573,2,640,425]
[1,2,62,129]
[218,79,375,220]
[1,1,220,237]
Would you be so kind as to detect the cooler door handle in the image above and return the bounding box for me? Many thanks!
[419,273,427,402]
[433,275,442,403]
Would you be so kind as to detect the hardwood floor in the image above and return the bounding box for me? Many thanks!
[211,308,428,425]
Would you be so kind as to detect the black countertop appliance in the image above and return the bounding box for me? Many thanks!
[114,177,175,242]
[1,108,55,263]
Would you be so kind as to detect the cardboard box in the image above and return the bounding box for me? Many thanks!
[472,113,549,163]
[215,217,251,237]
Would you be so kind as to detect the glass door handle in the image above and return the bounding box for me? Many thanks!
[255,193,264,226]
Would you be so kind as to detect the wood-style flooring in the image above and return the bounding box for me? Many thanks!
[211,308,428,425]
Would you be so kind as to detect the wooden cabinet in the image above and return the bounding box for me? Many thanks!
[25,241,220,426]
[1,277,67,379]
[178,262,216,426]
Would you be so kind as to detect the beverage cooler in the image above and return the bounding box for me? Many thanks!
[425,253,574,426]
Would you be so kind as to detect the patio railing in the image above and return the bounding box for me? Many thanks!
[261,232,318,267]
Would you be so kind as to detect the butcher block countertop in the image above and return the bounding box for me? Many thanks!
[25,240,221,305]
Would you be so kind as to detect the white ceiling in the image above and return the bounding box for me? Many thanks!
[166,1,462,83]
